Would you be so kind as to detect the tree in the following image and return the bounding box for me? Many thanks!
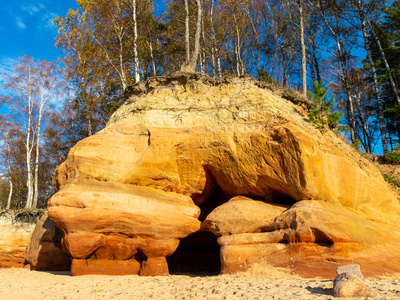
[309,0,358,143]
[308,81,343,129]
[1,56,61,209]
[350,0,389,153]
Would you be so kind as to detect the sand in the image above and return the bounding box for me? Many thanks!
[0,268,399,300]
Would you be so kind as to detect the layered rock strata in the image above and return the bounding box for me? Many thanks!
[26,213,71,271]
[48,73,400,277]
[0,211,38,268]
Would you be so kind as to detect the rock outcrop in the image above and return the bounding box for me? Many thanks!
[0,211,40,268]
[26,213,71,271]
[48,73,400,277]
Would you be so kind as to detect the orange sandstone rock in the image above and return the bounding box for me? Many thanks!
[47,74,400,277]
[26,213,71,271]
[0,213,35,268]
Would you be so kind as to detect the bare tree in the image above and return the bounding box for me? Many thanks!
[1,56,60,209]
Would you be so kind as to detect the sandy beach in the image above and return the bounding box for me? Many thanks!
[0,268,399,300]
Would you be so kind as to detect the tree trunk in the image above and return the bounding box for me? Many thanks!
[201,14,206,74]
[209,0,217,77]
[217,55,221,76]
[184,0,190,65]
[148,41,156,76]
[32,101,45,209]
[188,0,202,71]
[118,35,128,91]
[307,50,316,83]
[33,124,41,209]
[132,0,140,83]
[25,89,34,209]
[359,8,389,153]
[298,0,307,95]
[354,92,372,153]
[6,180,12,210]
[233,14,241,76]
[338,39,356,143]
[312,1,356,142]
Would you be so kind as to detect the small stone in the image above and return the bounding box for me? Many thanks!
[333,273,377,298]
[336,264,363,280]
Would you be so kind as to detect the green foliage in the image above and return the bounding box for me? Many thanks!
[308,81,343,129]
[351,139,362,151]
[257,69,277,86]
[384,144,400,164]
[383,174,400,187]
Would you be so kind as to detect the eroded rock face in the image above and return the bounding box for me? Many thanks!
[49,179,200,275]
[0,211,37,268]
[203,196,289,236]
[26,213,71,271]
[48,73,400,277]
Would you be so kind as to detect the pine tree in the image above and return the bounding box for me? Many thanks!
[308,81,343,129]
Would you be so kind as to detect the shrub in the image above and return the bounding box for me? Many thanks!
[385,144,400,164]
[383,173,400,187]
[308,81,343,129]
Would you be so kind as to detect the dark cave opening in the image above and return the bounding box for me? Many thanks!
[167,183,228,275]
[270,190,297,206]
[167,231,221,275]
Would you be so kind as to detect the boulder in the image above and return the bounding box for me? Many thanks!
[48,179,200,275]
[48,73,400,276]
[203,196,289,236]
[333,266,376,298]
[26,213,71,271]
[336,264,364,281]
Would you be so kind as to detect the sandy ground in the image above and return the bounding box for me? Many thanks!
[0,268,400,300]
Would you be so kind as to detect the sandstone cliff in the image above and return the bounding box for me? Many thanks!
[48,73,400,277]
[0,211,41,268]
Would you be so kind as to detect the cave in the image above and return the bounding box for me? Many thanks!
[167,185,228,275]
[167,167,297,275]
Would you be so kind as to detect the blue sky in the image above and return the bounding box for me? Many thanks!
[0,0,167,85]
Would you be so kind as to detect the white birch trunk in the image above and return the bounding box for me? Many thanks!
[299,0,307,95]
[132,0,140,83]
[184,0,190,65]
[32,99,44,209]
[6,180,12,210]
[25,70,34,209]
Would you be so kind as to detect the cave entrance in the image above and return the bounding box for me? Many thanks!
[167,231,221,275]
[167,184,228,275]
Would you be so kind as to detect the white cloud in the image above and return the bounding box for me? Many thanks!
[42,12,58,29]
[0,57,20,95]
[15,17,26,29]
[22,3,45,16]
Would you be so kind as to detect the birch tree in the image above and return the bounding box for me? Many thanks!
[1,56,60,209]
[32,61,61,209]
[2,56,36,208]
